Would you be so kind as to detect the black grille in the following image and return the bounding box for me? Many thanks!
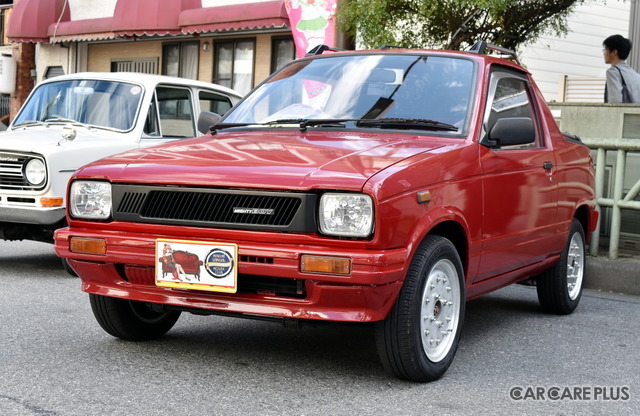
[0,152,47,191]
[112,184,317,232]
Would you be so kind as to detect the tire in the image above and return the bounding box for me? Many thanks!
[375,235,465,382]
[536,219,586,315]
[89,294,181,341]
[61,258,78,277]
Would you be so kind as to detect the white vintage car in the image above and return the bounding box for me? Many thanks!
[0,72,241,243]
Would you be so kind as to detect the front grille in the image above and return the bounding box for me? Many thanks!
[0,152,47,191]
[112,184,317,232]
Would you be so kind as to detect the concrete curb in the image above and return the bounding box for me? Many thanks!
[585,256,640,296]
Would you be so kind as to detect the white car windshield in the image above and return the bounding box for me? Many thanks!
[223,54,476,134]
[13,79,144,131]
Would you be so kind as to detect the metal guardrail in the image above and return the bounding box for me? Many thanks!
[582,138,640,259]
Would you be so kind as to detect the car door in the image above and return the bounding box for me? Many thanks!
[475,68,558,282]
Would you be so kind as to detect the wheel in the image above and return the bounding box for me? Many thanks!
[536,219,586,315]
[375,235,465,382]
[89,294,181,341]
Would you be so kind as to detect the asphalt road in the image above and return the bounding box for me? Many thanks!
[1,239,639,416]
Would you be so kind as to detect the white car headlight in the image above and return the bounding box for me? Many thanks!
[69,181,112,220]
[319,193,374,237]
[25,159,46,186]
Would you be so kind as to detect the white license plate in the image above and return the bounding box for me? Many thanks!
[155,238,238,293]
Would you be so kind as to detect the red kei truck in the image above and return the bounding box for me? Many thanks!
[55,43,598,382]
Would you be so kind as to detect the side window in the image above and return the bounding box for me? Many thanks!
[484,72,540,148]
[199,90,233,116]
[152,86,196,138]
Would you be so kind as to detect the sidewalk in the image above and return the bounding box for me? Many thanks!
[585,250,640,296]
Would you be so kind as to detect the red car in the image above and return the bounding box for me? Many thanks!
[55,43,598,382]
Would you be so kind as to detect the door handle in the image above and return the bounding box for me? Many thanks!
[543,162,554,170]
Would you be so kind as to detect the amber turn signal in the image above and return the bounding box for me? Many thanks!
[40,197,64,207]
[70,237,107,255]
[300,255,351,275]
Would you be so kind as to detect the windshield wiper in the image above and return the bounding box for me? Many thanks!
[43,117,81,124]
[209,122,254,133]
[12,121,47,128]
[211,119,353,133]
[263,118,354,132]
[356,118,459,132]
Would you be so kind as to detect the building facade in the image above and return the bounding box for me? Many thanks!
[5,0,348,120]
[521,0,637,102]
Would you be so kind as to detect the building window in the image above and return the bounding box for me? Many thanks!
[214,39,255,95]
[111,58,158,74]
[163,42,199,80]
[271,37,295,73]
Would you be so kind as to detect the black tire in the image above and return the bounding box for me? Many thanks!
[375,235,465,382]
[536,219,586,315]
[61,258,78,277]
[89,294,181,341]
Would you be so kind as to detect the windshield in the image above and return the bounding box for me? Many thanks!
[223,54,476,134]
[13,79,144,131]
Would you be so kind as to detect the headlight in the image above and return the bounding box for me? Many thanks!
[319,193,374,237]
[25,159,46,186]
[69,181,112,220]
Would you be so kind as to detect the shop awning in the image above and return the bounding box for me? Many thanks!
[180,1,289,35]
[48,0,199,43]
[111,0,199,37]
[49,17,116,43]
[7,0,70,43]
[8,0,290,43]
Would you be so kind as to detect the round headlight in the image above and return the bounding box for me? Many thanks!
[25,159,46,186]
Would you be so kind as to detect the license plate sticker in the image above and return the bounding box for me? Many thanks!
[156,238,238,293]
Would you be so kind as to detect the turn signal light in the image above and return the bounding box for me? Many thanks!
[300,255,351,275]
[40,197,64,207]
[70,237,106,255]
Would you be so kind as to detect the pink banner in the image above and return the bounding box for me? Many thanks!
[285,0,337,58]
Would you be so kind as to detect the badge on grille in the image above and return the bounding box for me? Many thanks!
[232,207,275,215]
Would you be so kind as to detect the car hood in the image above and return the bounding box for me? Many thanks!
[0,126,139,173]
[1,125,134,154]
[78,129,450,191]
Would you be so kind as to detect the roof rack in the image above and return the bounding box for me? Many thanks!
[305,44,346,56]
[467,41,522,65]
[380,44,403,50]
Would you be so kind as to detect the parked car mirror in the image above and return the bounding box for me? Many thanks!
[484,117,535,148]
[197,111,221,135]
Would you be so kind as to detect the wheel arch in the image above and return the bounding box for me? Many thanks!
[426,220,469,275]
[573,204,593,244]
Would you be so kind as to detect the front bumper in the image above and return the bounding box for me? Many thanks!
[55,227,409,322]
[0,204,65,224]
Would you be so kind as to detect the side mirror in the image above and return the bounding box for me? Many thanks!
[197,111,222,134]
[483,117,535,148]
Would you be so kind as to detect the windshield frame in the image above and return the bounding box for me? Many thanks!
[221,51,479,137]
[11,78,146,133]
